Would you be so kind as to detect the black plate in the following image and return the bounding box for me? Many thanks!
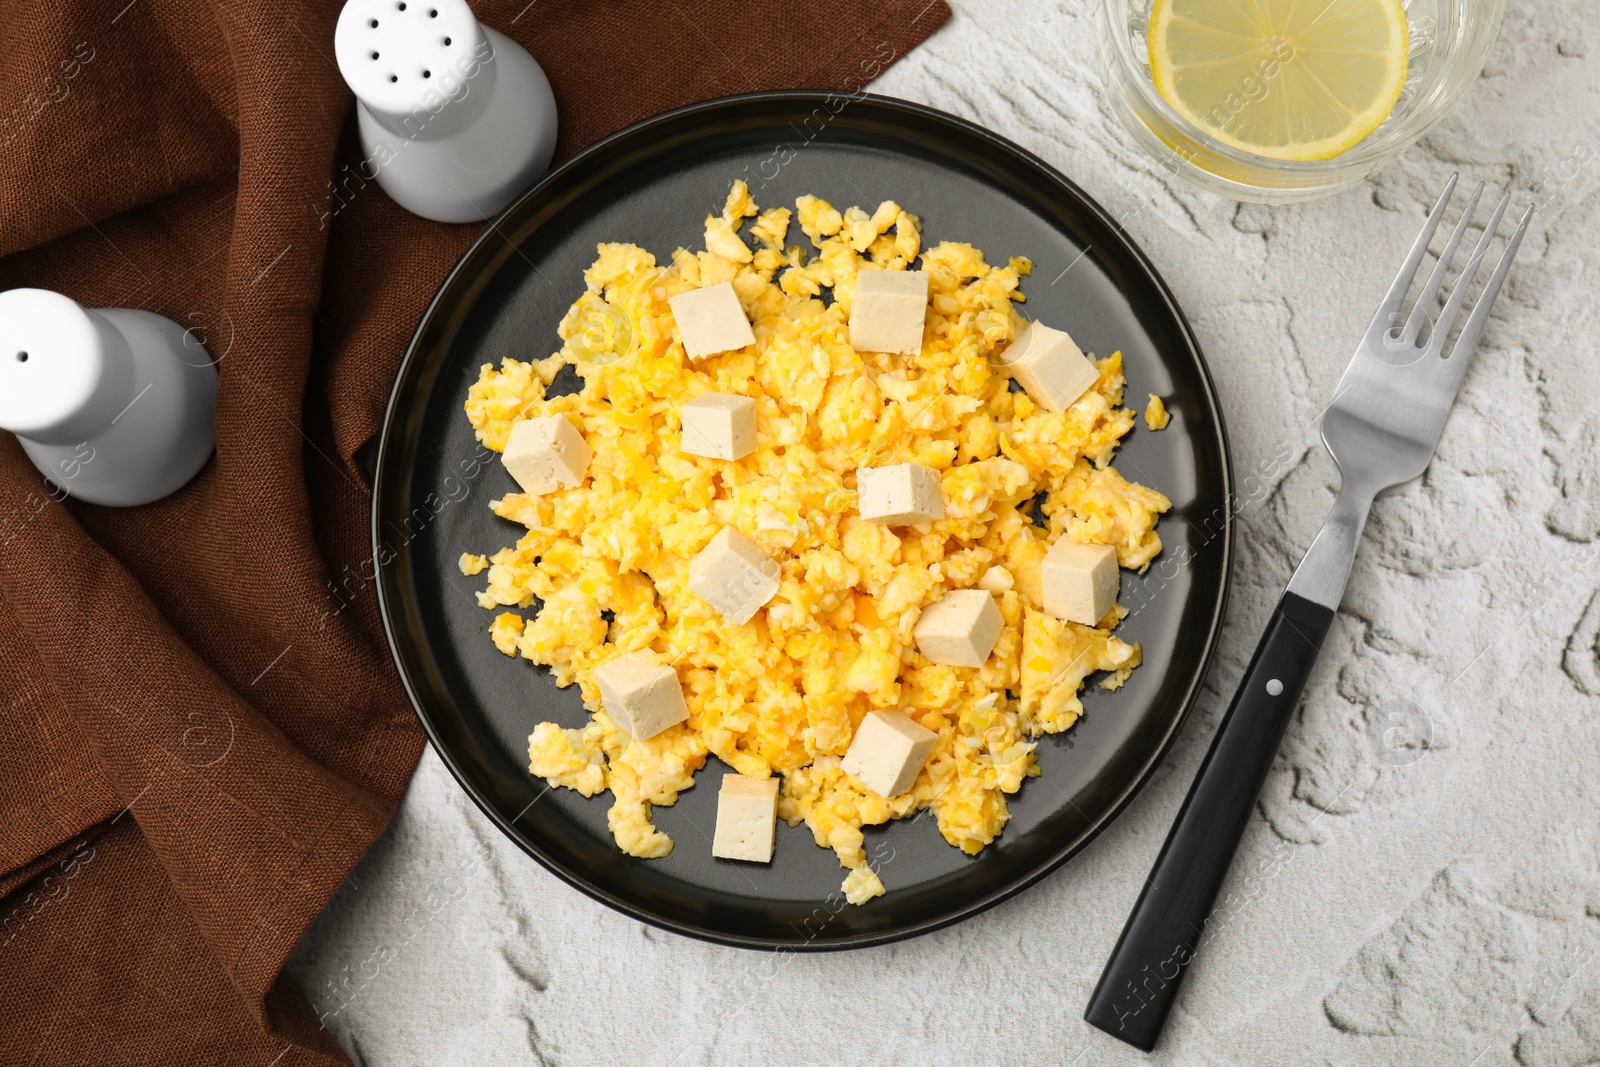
[373,92,1232,949]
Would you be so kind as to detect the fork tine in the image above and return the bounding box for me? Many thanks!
[1368,173,1458,341]
[1430,191,1512,353]
[1399,182,1483,347]
[1441,201,1534,378]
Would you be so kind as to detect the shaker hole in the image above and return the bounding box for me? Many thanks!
[442,35,451,44]
[422,69,431,77]
[369,17,378,26]
[15,351,27,363]
[370,50,379,59]
[389,73,398,82]
[429,8,438,15]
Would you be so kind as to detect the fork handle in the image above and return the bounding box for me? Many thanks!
[1084,591,1335,1051]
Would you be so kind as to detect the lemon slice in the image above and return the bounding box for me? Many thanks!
[1148,0,1408,162]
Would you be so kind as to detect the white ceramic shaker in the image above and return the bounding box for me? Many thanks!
[0,289,218,506]
[333,0,558,223]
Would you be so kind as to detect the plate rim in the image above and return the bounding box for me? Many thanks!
[372,89,1235,950]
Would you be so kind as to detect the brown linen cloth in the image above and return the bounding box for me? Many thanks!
[0,0,950,1062]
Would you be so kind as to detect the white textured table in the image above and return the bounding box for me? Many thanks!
[287,3,1600,1062]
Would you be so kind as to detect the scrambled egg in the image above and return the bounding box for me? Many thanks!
[462,182,1170,904]
[1144,393,1170,430]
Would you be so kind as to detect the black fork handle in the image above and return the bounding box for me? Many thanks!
[1084,591,1336,1051]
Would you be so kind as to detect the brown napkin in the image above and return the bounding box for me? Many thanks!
[0,0,949,1062]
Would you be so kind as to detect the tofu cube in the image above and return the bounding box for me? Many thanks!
[913,589,1003,668]
[680,392,757,460]
[842,709,938,798]
[668,281,755,359]
[688,527,780,625]
[594,651,688,740]
[501,415,591,495]
[849,269,928,354]
[712,774,779,862]
[857,462,945,525]
[1042,539,1120,626]
[976,565,1014,593]
[994,321,1100,412]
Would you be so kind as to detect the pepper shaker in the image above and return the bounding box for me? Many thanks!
[0,289,218,506]
[333,0,558,223]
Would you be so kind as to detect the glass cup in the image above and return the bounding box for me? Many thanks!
[1095,0,1504,203]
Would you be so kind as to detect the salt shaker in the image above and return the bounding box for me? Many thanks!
[333,0,558,224]
[0,289,218,506]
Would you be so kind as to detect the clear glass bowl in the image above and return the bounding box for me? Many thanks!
[1095,0,1504,203]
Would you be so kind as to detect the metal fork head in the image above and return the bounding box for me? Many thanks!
[1321,174,1534,497]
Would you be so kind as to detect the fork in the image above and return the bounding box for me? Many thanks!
[1083,175,1533,1052]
